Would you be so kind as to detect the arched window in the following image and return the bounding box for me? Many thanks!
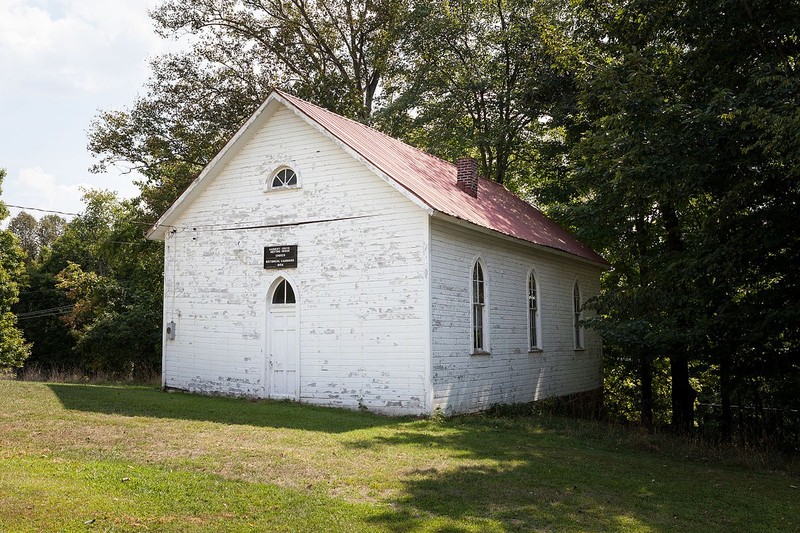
[270,167,298,189]
[272,279,296,305]
[472,261,488,352]
[528,270,541,351]
[573,281,584,349]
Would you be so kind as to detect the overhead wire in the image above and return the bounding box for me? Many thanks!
[4,203,172,231]
[4,203,376,234]
[5,204,81,217]
[16,305,74,320]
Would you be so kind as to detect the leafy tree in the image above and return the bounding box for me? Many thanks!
[8,212,66,266]
[383,0,574,189]
[52,192,163,377]
[88,55,258,217]
[89,0,408,216]
[36,214,66,252]
[88,0,572,205]
[54,260,160,376]
[151,0,407,120]
[17,190,163,377]
[557,0,800,437]
[8,211,38,263]
[0,169,31,368]
[14,193,122,373]
[13,264,74,371]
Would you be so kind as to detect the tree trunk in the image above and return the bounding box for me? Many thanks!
[639,350,654,429]
[632,213,654,429]
[720,351,733,439]
[670,351,695,432]
[661,203,695,433]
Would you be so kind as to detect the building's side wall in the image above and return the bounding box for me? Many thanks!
[429,218,603,414]
[161,106,430,415]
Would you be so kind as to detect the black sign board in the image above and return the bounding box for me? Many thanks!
[264,245,298,269]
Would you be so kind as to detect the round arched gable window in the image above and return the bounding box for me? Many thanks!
[269,167,298,190]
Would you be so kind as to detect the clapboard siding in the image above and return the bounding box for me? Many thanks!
[158,99,606,416]
[429,218,603,414]
[162,106,430,415]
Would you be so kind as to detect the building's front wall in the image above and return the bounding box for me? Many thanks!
[429,217,603,414]
[162,106,430,415]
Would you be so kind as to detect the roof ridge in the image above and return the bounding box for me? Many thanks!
[270,88,608,267]
[274,88,459,171]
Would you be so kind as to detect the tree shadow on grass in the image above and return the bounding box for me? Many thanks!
[356,419,723,532]
[370,462,648,532]
[46,383,400,434]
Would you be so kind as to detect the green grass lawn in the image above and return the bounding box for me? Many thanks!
[0,381,797,532]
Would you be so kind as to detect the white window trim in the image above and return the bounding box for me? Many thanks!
[527,268,543,353]
[470,258,490,355]
[271,278,296,305]
[264,164,301,192]
[573,279,585,351]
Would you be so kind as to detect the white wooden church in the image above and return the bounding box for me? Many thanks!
[147,89,608,415]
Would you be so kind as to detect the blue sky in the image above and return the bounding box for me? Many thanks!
[0,0,184,220]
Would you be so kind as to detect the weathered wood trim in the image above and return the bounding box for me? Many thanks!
[424,214,434,413]
[526,266,544,352]
[273,93,435,217]
[431,211,609,270]
[160,235,169,389]
[468,254,491,355]
[147,98,283,240]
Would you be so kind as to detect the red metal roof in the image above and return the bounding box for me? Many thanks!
[276,89,608,266]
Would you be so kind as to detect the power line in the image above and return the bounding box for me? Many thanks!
[5,203,374,234]
[5,204,81,217]
[16,305,74,320]
[5,203,164,229]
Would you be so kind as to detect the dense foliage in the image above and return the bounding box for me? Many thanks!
[0,169,31,368]
[380,0,574,189]
[557,0,800,447]
[12,192,162,378]
[9,0,797,449]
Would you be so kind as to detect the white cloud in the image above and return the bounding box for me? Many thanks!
[0,1,190,221]
[0,0,167,96]
[7,166,93,218]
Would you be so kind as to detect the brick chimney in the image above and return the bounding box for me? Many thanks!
[456,157,479,197]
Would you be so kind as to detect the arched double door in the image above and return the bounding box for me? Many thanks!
[266,277,298,399]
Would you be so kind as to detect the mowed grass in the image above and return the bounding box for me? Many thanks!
[0,381,797,532]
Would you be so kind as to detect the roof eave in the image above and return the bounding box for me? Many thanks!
[431,211,611,269]
[146,92,284,241]
[272,91,435,216]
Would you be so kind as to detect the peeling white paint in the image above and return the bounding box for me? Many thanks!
[161,106,430,415]
[429,219,603,413]
[159,105,603,417]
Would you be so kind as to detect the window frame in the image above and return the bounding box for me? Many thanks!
[271,278,296,305]
[573,280,584,350]
[265,165,300,192]
[527,268,542,352]
[470,259,490,354]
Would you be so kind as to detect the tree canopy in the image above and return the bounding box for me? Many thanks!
[554,0,800,436]
[14,191,163,377]
[0,169,31,369]
[89,0,409,216]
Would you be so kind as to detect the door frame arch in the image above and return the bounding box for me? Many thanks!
[264,273,300,400]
